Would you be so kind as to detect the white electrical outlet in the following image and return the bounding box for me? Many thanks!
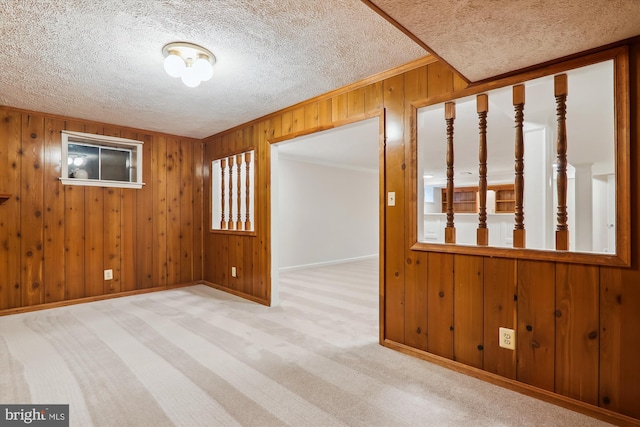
[499,327,516,350]
[231,267,237,278]
[104,269,113,280]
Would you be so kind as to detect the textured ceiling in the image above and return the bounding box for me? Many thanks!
[365,0,640,82]
[4,2,637,141]
[0,1,426,139]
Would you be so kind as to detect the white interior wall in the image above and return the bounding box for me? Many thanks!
[278,158,378,270]
[592,175,608,253]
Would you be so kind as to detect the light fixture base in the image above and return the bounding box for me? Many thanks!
[162,42,216,66]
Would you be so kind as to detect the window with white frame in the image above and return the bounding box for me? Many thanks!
[60,131,144,189]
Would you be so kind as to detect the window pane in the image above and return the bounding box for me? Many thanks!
[68,144,99,179]
[101,148,131,182]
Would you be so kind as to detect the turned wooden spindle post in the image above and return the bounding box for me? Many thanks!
[513,84,526,248]
[220,158,227,229]
[236,154,243,230]
[228,156,235,230]
[555,74,569,250]
[445,102,456,244]
[477,94,489,246]
[244,151,252,231]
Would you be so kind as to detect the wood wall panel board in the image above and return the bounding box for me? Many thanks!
[347,87,365,117]
[453,254,484,369]
[318,99,332,127]
[482,257,517,379]
[404,67,427,246]
[256,123,271,302]
[426,61,454,97]
[240,127,255,295]
[0,110,22,309]
[404,251,428,351]
[331,93,348,122]
[251,121,267,300]
[43,118,66,302]
[84,124,102,135]
[404,66,428,101]
[214,235,229,286]
[204,133,224,285]
[426,252,454,359]
[270,116,282,140]
[403,66,429,351]
[64,185,85,300]
[243,235,255,296]
[595,42,640,419]
[516,260,556,392]
[102,127,123,293]
[84,187,104,297]
[166,137,182,285]
[152,136,168,286]
[62,119,87,300]
[600,269,640,419]
[103,188,121,294]
[117,129,138,292]
[120,188,136,292]
[180,141,194,284]
[292,107,305,133]
[364,81,384,112]
[233,129,244,153]
[202,139,215,285]
[281,111,293,136]
[228,235,240,291]
[63,122,85,133]
[193,141,204,281]
[555,263,599,405]
[383,73,406,343]
[82,125,104,297]
[304,104,318,129]
[453,73,469,91]
[136,134,154,289]
[20,114,45,306]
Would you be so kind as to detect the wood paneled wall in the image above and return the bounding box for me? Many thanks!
[202,41,640,423]
[0,108,203,311]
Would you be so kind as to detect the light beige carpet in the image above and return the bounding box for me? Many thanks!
[0,258,610,426]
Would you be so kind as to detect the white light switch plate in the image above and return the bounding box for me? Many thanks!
[387,192,396,207]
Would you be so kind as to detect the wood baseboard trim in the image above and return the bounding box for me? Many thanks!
[0,282,199,317]
[201,280,270,306]
[382,340,640,427]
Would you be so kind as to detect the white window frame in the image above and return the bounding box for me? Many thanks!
[60,130,144,189]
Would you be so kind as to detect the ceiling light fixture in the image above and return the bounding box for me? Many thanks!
[162,42,215,88]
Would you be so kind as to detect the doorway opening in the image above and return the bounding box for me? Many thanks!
[270,116,382,335]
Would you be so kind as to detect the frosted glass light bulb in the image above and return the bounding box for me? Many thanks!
[164,53,186,78]
[181,67,201,88]
[193,57,213,82]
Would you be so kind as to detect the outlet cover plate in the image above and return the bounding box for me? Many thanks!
[499,327,516,350]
